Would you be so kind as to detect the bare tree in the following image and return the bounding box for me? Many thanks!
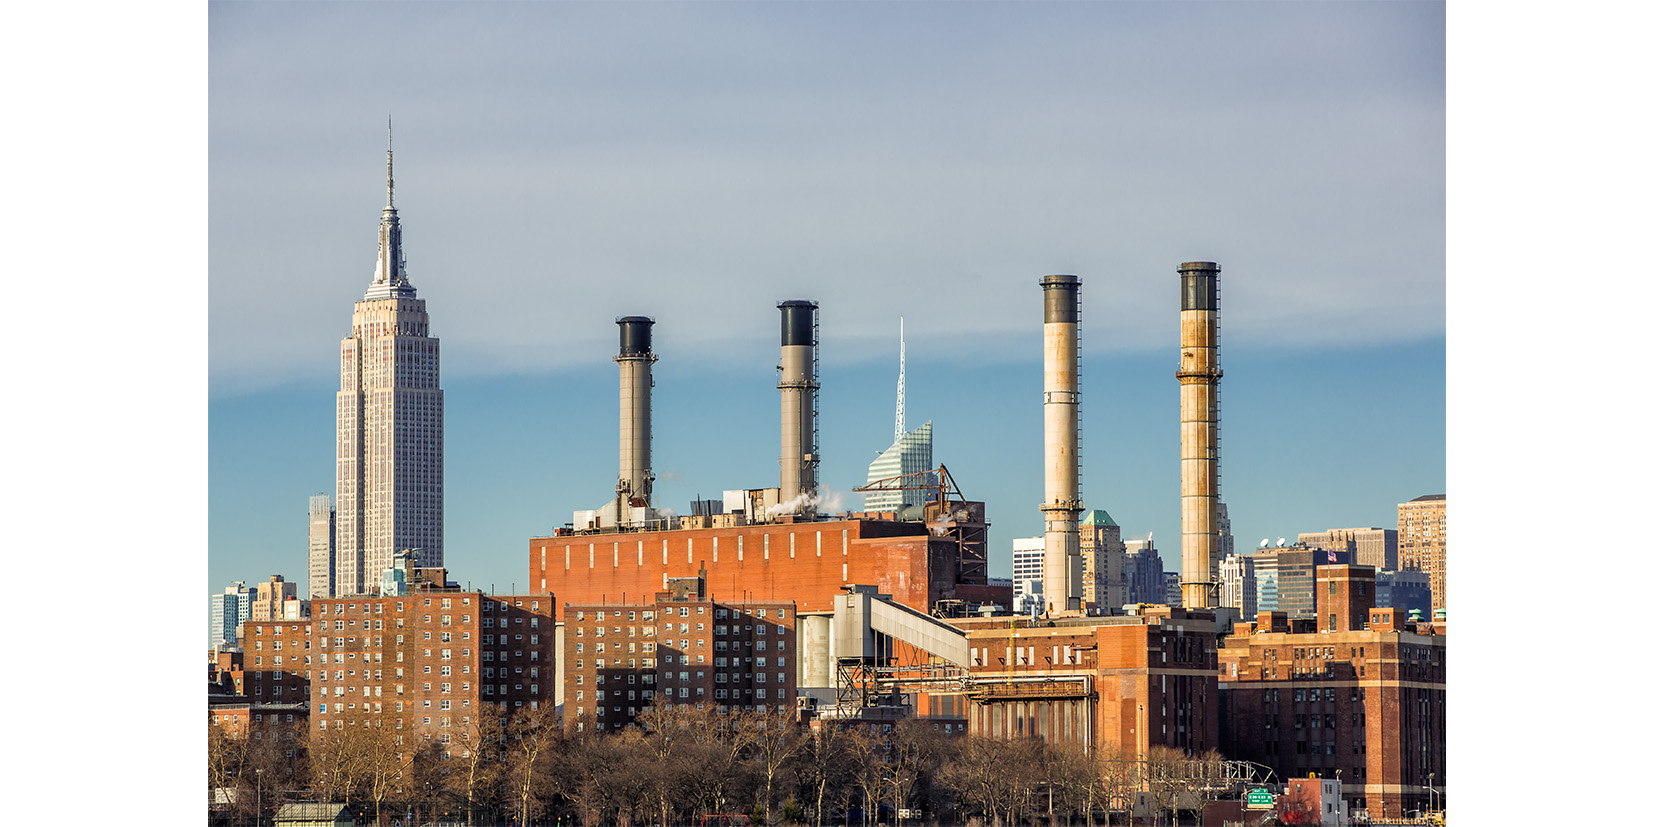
[208,721,247,811]
[1089,742,1137,827]
[507,702,561,826]
[453,702,509,825]
[741,706,808,825]
[795,721,857,827]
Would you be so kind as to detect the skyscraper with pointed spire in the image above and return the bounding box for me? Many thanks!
[334,126,444,596]
[865,319,934,515]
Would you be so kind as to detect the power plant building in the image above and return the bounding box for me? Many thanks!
[334,135,444,595]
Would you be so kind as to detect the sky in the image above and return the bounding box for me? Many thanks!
[207,1,1446,598]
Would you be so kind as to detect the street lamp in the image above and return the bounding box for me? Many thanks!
[1428,772,1436,814]
[255,768,264,827]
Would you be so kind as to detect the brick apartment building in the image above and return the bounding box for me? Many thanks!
[238,618,316,704]
[215,566,556,757]
[563,575,796,732]
[308,581,556,750]
[1218,565,1446,819]
[950,606,1221,757]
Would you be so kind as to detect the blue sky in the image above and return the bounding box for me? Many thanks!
[207,1,1447,597]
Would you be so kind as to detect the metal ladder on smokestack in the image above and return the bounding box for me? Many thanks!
[1075,287,1084,510]
[1212,271,1222,500]
[810,307,821,498]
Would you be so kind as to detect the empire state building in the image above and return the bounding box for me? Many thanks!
[334,135,443,596]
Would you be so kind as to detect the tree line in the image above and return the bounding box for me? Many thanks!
[209,702,1229,827]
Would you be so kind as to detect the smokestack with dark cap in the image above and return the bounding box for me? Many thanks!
[1176,261,1221,608]
[1040,275,1084,615]
[777,300,820,516]
[616,316,657,513]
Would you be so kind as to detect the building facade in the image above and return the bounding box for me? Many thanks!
[1397,495,1446,614]
[249,574,300,623]
[1297,528,1397,571]
[1219,553,1257,621]
[1078,510,1127,613]
[958,607,1221,757]
[309,494,337,600]
[1012,537,1044,615]
[1218,567,1446,820]
[1375,568,1432,620]
[308,581,556,755]
[529,517,1005,621]
[563,578,796,732]
[864,422,934,515]
[335,143,444,596]
[210,581,255,648]
[1123,539,1165,606]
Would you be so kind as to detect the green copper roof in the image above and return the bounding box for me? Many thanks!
[1081,510,1118,527]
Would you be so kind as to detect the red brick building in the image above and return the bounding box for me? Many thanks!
[240,618,315,704]
[308,581,556,752]
[1218,568,1445,819]
[529,517,1007,620]
[563,576,796,732]
[950,606,1221,757]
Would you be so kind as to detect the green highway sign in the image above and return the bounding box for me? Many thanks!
[1246,789,1274,807]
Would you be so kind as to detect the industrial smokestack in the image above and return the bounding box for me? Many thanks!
[1176,261,1221,608]
[777,300,820,517]
[1039,275,1084,615]
[615,316,657,512]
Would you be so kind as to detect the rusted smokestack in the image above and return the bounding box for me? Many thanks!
[616,316,656,511]
[1176,261,1221,608]
[778,300,819,516]
[1040,275,1083,615]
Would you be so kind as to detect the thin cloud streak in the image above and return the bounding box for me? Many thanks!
[210,2,1443,396]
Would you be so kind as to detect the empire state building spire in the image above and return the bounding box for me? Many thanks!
[336,124,444,596]
[367,119,414,299]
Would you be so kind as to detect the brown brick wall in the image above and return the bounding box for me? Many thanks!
[1219,625,1445,819]
[530,520,969,619]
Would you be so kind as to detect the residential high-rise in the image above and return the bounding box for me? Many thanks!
[1397,495,1446,614]
[308,494,336,600]
[335,131,444,596]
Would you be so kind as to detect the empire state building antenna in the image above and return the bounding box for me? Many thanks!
[386,115,395,208]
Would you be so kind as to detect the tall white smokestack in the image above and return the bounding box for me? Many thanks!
[1039,275,1084,615]
[616,316,656,512]
[778,300,819,517]
[1176,261,1221,608]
